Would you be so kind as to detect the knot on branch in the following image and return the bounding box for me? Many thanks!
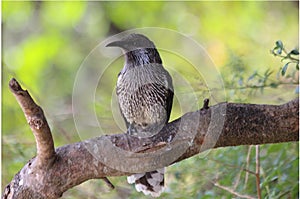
[28,116,44,130]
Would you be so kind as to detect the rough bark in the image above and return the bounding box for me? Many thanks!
[3,78,299,199]
[9,78,55,168]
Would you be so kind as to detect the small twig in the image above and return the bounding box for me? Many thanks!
[102,177,115,189]
[233,167,243,190]
[255,145,261,199]
[201,98,210,110]
[209,158,256,175]
[9,78,55,167]
[54,122,73,143]
[213,181,256,199]
[228,82,298,90]
[272,52,299,62]
[260,167,270,196]
[193,81,298,94]
[244,145,253,188]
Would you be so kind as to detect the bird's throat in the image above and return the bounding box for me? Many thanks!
[124,48,162,69]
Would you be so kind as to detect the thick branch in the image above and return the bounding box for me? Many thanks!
[9,78,55,167]
[3,78,299,199]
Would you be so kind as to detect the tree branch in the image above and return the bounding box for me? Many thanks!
[3,78,299,199]
[8,78,55,168]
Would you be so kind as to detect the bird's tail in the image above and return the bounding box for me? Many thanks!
[127,168,165,197]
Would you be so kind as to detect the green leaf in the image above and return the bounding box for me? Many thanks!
[247,71,257,81]
[276,47,282,55]
[276,40,283,49]
[281,62,290,76]
[290,49,299,55]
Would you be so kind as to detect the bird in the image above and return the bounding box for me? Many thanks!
[106,33,174,197]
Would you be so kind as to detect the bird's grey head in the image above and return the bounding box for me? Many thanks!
[106,33,156,52]
[106,33,162,66]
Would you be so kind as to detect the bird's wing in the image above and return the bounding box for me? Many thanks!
[164,69,174,123]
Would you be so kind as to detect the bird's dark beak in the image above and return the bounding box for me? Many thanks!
[106,40,124,48]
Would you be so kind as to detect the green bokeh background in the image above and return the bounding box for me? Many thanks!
[2,2,298,198]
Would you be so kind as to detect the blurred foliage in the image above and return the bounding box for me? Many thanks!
[223,41,299,102]
[2,1,298,199]
[271,40,299,75]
